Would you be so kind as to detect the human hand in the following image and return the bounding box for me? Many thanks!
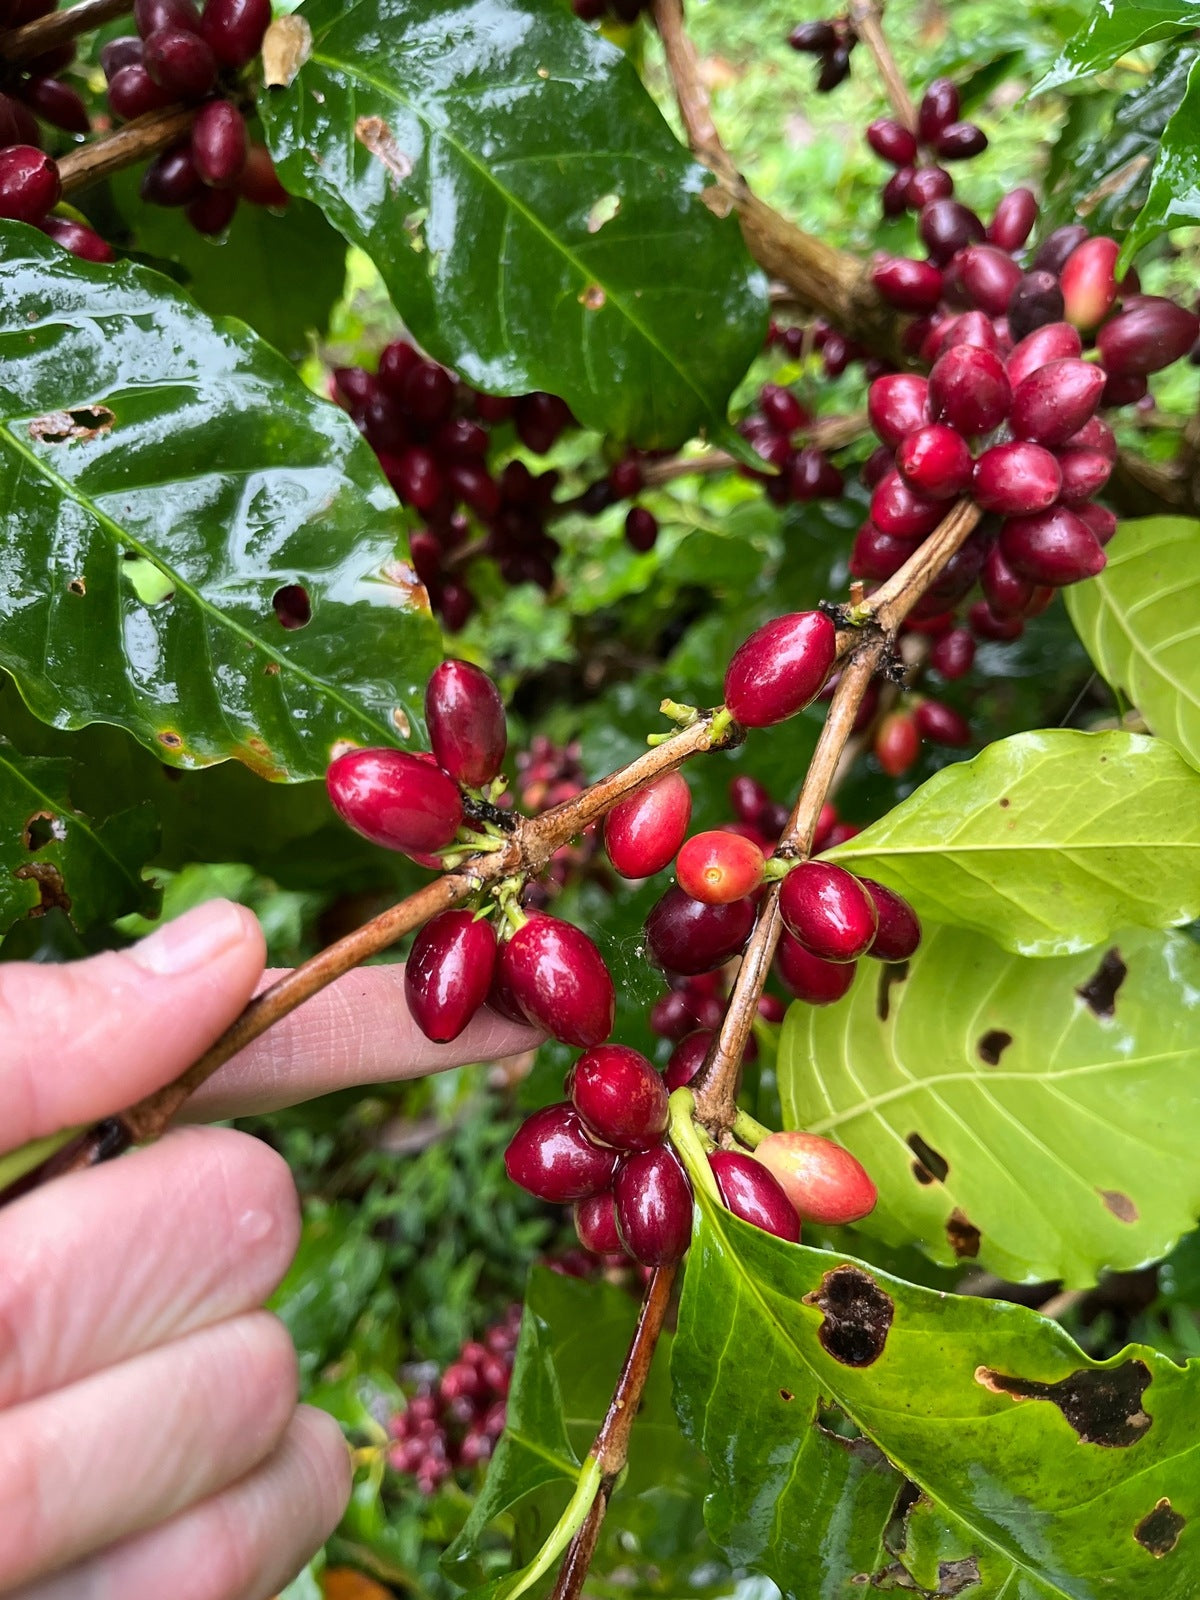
[0,898,543,1598]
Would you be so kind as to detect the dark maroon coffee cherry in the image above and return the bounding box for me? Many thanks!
[143,25,217,96]
[609,455,644,498]
[917,76,960,143]
[759,381,808,433]
[849,523,911,581]
[327,747,462,857]
[929,626,974,679]
[574,1191,622,1254]
[186,185,238,235]
[1000,507,1106,585]
[724,610,837,728]
[191,98,247,188]
[567,1044,669,1150]
[425,660,506,789]
[0,145,59,222]
[816,43,853,92]
[140,142,202,205]
[1010,358,1105,448]
[896,424,973,500]
[499,913,615,1048]
[709,1150,801,1242]
[957,245,1021,318]
[135,0,201,32]
[19,75,90,134]
[664,1029,712,1091]
[1101,371,1149,408]
[101,35,145,78]
[1059,236,1120,332]
[982,541,1036,617]
[1095,296,1200,377]
[906,165,954,208]
[1032,223,1089,276]
[868,374,930,449]
[649,988,700,1041]
[1055,448,1113,505]
[676,830,765,905]
[870,470,945,538]
[988,186,1037,252]
[775,933,856,1004]
[861,879,921,960]
[928,344,1010,437]
[504,1103,619,1203]
[789,448,844,502]
[936,120,987,159]
[919,198,985,265]
[881,164,914,215]
[969,600,1025,641]
[1006,321,1082,389]
[1077,502,1118,546]
[614,1145,693,1267]
[779,861,877,962]
[392,446,442,513]
[604,771,691,879]
[1006,271,1066,345]
[514,391,571,454]
[405,909,497,1042]
[403,359,456,426]
[871,255,943,312]
[914,699,971,746]
[866,117,917,166]
[622,505,656,552]
[40,216,114,262]
[200,0,271,66]
[972,441,1061,515]
[788,18,837,50]
[107,58,178,117]
[645,887,755,976]
[730,774,771,827]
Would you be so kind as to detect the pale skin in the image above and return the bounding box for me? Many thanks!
[0,898,544,1600]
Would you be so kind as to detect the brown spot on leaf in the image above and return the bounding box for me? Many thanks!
[779,1388,793,1401]
[157,730,183,750]
[23,811,65,850]
[233,736,287,782]
[355,115,414,181]
[946,1209,981,1258]
[262,12,311,85]
[998,797,1010,808]
[272,583,311,630]
[1080,155,1151,216]
[68,577,85,596]
[977,1029,1012,1066]
[906,1133,948,1185]
[579,284,606,310]
[936,1559,983,1596]
[975,1359,1152,1447]
[1099,1189,1139,1223]
[803,1265,894,1367]
[12,861,70,916]
[1076,948,1126,1017]
[1134,1497,1185,1557]
[29,405,114,443]
[264,661,280,676]
[876,960,909,1020]
[392,706,412,739]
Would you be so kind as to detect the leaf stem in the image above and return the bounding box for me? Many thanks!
[508,1455,603,1600]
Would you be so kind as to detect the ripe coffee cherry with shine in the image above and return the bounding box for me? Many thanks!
[326,747,462,857]
[972,441,1061,516]
[868,374,929,449]
[918,77,959,142]
[957,245,1021,317]
[1095,296,1200,377]
[624,506,658,552]
[676,830,765,905]
[41,217,114,262]
[1009,359,1105,448]
[645,886,755,975]
[870,471,944,539]
[775,932,856,1005]
[1006,321,1082,388]
[928,344,1010,437]
[709,1151,801,1242]
[567,1044,669,1150]
[404,909,496,1043]
[866,117,917,166]
[896,424,973,501]
[929,626,975,680]
[499,913,615,1048]
[0,145,59,222]
[1007,271,1065,344]
[752,1130,877,1224]
[604,770,691,878]
[201,0,271,65]
[664,1029,712,1091]
[779,861,878,963]
[919,198,985,265]
[614,1145,694,1267]
[143,26,217,97]
[871,256,943,312]
[191,98,246,188]
[1000,507,1106,586]
[504,1103,618,1202]
[988,186,1037,252]
[861,879,922,961]
[1059,236,1120,331]
[915,699,971,747]
[1056,449,1113,505]
[574,1192,622,1255]
[723,610,837,728]
[426,659,507,788]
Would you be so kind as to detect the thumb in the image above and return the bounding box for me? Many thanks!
[0,899,265,1154]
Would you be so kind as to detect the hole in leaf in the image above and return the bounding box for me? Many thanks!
[977,1029,1012,1066]
[12,861,70,916]
[23,811,65,850]
[67,576,85,596]
[802,1265,894,1367]
[876,960,909,1020]
[29,405,114,443]
[272,583,312,630]
[1076,948,1126,1017]
[1134,1498,1185,1557]
[779,1389,794,1401]
[946,1209,981,1258]
[906,1133,948,1184]
[975,1359,1152,1447]
[158,730,184,751]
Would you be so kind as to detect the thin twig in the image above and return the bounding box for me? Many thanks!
[59,106,198,195]
[0,0,132,64]
[639,415,870,489]
[848,1,917,130]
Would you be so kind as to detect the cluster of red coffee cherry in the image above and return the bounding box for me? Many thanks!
[786,15,858,92]
[740,381,845,505]
[868,78,987,218]
[388,1303,519,1494]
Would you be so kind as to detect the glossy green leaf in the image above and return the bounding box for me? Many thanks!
[0,226,441,780]
[0,736,158,934]
[1035,0,1200,93]
[780,923,1200,1284]
[673,1200,1200,1599]
[827,730,1200,956]
[1067,519,1200,771]
[259,0,766,448]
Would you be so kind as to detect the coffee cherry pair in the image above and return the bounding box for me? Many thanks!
[739,382,844,505]
[774,868,920,1005]
[869,77,986,222]
[786,15,858,93]
[873,696,971,777]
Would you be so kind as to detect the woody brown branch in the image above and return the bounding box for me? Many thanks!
[0,0,132,64]
[58,105,200,196]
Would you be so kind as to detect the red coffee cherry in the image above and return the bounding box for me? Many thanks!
[759,381,808,433]
[21,75,90,134]
[896,424,973,502]
[709,1150,801,1242]
[1077,502,1118,546]
[141,143,202,205]
[918,77,960,143]
[774,932,856,1004]
[752,1130,877,1224]
[604,771,692,878]
[239,145,290,208]
[850,522,912,581]
[1009,359,1106,448]
[914,699,971,746]
[405,910,497,1043]
[972,441,1062,516]
[868,373,929,449]
[907,166,954,208]
[866,117,918,166]
[724,610,837,728]
[870,470,945,538]
[40,217,114,262]
[504,1103,619,1202]
[1005,321,1083,388]
[861,879,922,960]
[1000,507,1106,586]
[574,1192,622,1254]
[929,626,975,680]
[567,1044,670,1150]
[875,710,920,778]
[982,542,1035,618]
[872,255,944,312]
[0,145,60,222]
[957,244,1021,317]
[779,861,878,962]
[664,1029,713,1091]
[614,1145,694,1266]
[191,98,247,188]
[1055,448,1113,505]
[987,186,1037,252]
[1065,414,1117,460]
[326,747,462,857]
[143,25,217,97]
[730,773,771,827]
[969,600,1025,641]
[425,659,507,788]
[1059,236,1120,331]
[676,830,765,905]
[928,344,1010,437]
[135,0,201,32]
[200,0,271,66]
[186,184,237,235]
[645,887,755,975]
[498,913,615,1048]
[919,198,985,266]
[1095,296,1200,377]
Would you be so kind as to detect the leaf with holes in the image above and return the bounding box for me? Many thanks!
[672,1196,1200,1599]
[1067,521,1200,772]
[779,923,1200,1284]
[1034,0,1200,94]
[0,227,441,781]
[257,0,766,449]
[826,730,1200,956]
[0,736,159,936]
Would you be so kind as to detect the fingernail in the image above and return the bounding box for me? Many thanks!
[129,900,255,976]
